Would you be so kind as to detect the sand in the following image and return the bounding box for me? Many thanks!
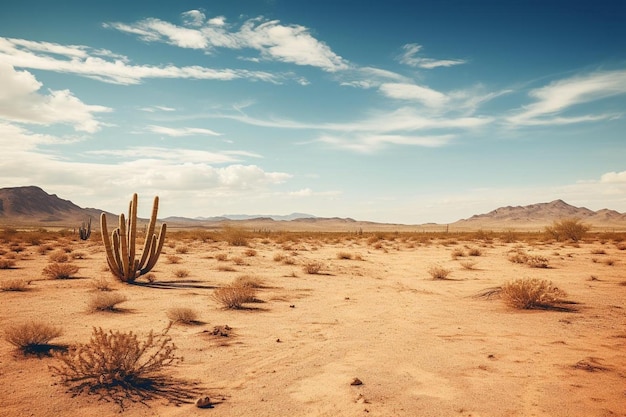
[0,230,625,417]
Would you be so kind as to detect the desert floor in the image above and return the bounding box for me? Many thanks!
[0,230,625,417]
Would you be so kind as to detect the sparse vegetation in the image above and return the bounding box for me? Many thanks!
[500,278,567,309]
[174,269,190,278]
[166,255,182,264]
[545,218,590,242]
[459,260,477,270]
[212,285,257,309]
[233,274,265,288]
[43,262,80,279]
[1,278,30,291]
[91,277,113,291]
[4,321,63,354]
[167,307,199,324]
[88,292,128,312]
[427,265,452,280]
[0,258,16,269]
[337,251,353,260]
[303,261,323,274]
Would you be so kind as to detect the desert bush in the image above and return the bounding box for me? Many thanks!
[459,260,477,270]
[43,263,79,279]
[88,292,128,312]
[467,247,482,256]
[49,250,70,263]
[174,269,190,278]
[0,279,29,291]
[526,255,549,268]
[590,248,606,255]
[231,256,245,265]
[244,249,257,257]
[175,246,189,254]
[272,253,285,262]
[0,259,16,269]
[427,265,452,280]
[5,321,63,353]
[215,253,228,261]
[233,274,265,288]
[545,218,590,242]
[166,307,199,324]
[91,277,113,291]
[500,278,566,309]
[212,285,257,309]
[166,255,182,264]
[337,251,353,260]
[50,325,180,391]
[283,256,297,265]
[303,261,323,274]
[450,248,465,259]
[217,265,237,272]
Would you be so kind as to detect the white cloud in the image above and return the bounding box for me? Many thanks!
[379,83,449,107]
[107,12,349,72]
[601,171,626,183]
[318,133,455,153]
[0,63,110,132]
[146,125,221,137]
[139,105,176,112]
[508,69,626,126]
[0,37,284,85]
[398,43,466,69]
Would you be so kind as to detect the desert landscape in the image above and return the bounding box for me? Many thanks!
[0,188,625,417]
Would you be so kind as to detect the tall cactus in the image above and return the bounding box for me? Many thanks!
[100,194,166,283]
[78,218,91,240]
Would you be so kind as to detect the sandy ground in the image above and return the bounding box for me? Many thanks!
[0,231,625,417]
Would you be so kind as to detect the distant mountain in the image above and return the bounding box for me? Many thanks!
[453,199,626,228]
[0,186,102,225]
[195,212,316,221]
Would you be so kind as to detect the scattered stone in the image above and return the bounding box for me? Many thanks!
[289,304,295,308]
[350,377,363,386]
[211,325,231,337]
[276,338,281,343]
[195,396,213,408]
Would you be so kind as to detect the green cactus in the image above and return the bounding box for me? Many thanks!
[78,218,91,240]
[100,194,166,283]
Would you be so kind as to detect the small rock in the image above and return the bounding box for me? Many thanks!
[289,305,295,308]
[195,396,213,408]
[350,377,363,386]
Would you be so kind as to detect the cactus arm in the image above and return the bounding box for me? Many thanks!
[141,223,167,274]
[112,229,124,278]
[128,194,138,277]
[118,213,131,280]
[100,213,122,277]
[138,196,159,270]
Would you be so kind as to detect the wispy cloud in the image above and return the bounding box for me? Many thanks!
[139,105,176,112]
[379,83,449,107]
[0,37,285,85]
[146,125,221,137]
[507,69,626,126]
[0,63,110,132]
[398,43,466,69]
[106,11,350,72]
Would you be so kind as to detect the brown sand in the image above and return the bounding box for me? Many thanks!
[0,231,625,416]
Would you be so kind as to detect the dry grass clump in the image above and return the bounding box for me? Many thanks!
[427,265,452,280]
[590,248,607,255]
[459,260,477,270]
[166,307,200,324]
[500,278,567,309]
[233,274,265,288]
[215,253,228,261]
[283,256,297,265]
[217,265,237,272]
[212,285,257,309]
[48,250,70,263]
[272,253,285,262]
[175,246,189,254]
[336,251,353,260]
[88,292,128,312]
[91,277,113,291]
[231,256,245,265]
[166,255,182,264]
[507,250,549,268]
[43,262,80,279]
[50,325,181,393]
[4,321,63,354]
[244,248,257,257]
[303,261,324,274]
[450,248,465,259]
[174,269,190,278]
[0,258,16,269]
[467,247,482,256]
[1,278,30,291]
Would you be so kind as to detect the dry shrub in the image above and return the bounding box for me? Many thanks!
[231,256,245,265]
[50,325,181,393]
[501,278,566,309]
[0,259,16,269]
[43,262,79,279]
[1,278,29,291]
[212,285,257,309]
[175,246,189,254]
[459,260,477,270]
[91,277,113,291]
[526,255,549,268]
[233,274,265,288]
[427,265,452,280]
[545,218,590,242]
[71,251,87,260]
[244,249,257,257]
[215,253,228,261]
[167,307,199,324]
[283,256,296,265]
[217,265,236,272]
[5,321,63,353]
[303,261,323,274]
[166,255,182,264]
[590,248,606,255]
[88,292,127,312]
[174,269,190,278]
[272,253,285,262]
[49,250,70,263]
[336,251,353,260]
[467,247,482,256]
[450,248,465,259]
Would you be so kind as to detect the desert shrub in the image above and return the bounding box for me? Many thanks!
[450,248,465,259]
[303,261,323,274]
[88,292,128,312]
[427,265,452,280]
[233,274,265,288]
[174,269,190,278]
[91,277,113,291]
[500,278,566,309]
[215,253,228,261]
[166,255,182,264]
[217,265,236,272]
[459,260,477,270]
[590,248,606,255]
[50,325,180,392]
[467,247,482,256]
[212,285,257,309]
[545,218,590,242]
[43,263,79,279]
[283,256,297,265]
[0,259,16,269]
[231,256,245,265]
[272,253,285,262]
[175,246,189,254]
[166,307,199,324]
[336,251,353,260]
[5,321,63,353]
[526,255,549,268]
[49,250,70,263]
[244,249,257,257]
[0,279,29,291]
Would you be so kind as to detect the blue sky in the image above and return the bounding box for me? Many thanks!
[1,0,625,224]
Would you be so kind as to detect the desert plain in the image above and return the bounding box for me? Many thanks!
[0,224,625,417]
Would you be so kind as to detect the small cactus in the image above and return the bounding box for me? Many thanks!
[78,218,91,240]
[100,194,166,283]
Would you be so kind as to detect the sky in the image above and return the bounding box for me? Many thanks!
[1,0,625,224]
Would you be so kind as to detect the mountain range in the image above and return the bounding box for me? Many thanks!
[0,186,625,230]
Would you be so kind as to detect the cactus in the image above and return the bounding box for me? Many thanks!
[78,218,91,240]
[100,194,166,283]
